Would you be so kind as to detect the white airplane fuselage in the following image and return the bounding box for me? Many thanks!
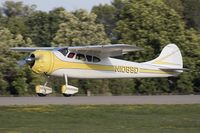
[31,49,179,79]
[11,44,183,96]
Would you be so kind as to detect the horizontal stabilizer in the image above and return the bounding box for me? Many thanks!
[160,68,189,71]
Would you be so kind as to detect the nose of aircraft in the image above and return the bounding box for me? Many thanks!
[25,54,35,67]
[30,50,54,74]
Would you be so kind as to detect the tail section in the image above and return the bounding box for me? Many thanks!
[144,44,183,69]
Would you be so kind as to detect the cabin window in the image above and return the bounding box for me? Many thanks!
[58,48,68,56]
[86,55,92,62]
[76,53,86,61]
[93,56,101,62]
[74,53,101,63]
[67,52,75,58]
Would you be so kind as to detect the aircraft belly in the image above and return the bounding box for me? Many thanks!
[51,69,172,79]
[52,69,120,78]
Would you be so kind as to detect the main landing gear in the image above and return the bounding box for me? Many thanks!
[35,76,52,97]
[35,74,79,97]
[61,74,79,97]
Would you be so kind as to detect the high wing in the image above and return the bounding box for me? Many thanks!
[11,44,142,57]
[10,47,55,52]
[68,44,142,57]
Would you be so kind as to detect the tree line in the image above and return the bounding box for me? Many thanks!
[0,0,200,96]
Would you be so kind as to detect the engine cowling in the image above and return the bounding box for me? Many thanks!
[30,50,54,74]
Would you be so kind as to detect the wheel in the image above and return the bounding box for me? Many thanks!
[37,93,47,97]
[63,94,72,97]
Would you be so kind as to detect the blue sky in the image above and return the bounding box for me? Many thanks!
[0,0,112,12]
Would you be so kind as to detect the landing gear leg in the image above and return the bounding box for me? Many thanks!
[62,74,79,97]
[63,75,71,97]
[36,76,52,97]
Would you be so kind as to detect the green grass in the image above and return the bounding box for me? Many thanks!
[0,105,199,133]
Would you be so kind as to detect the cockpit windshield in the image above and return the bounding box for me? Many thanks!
[58,48,68,56]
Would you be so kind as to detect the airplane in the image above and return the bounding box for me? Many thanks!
[11,43,184,97]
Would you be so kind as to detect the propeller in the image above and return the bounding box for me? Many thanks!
[17,60,26,67]
[17,54,36,67]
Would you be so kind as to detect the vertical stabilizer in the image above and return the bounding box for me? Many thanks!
[144,44,183,69]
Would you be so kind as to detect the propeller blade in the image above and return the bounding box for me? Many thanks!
[17,54,38,67]
[17,60,26,67]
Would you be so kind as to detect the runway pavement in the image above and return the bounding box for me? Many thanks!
[0,95,199,105]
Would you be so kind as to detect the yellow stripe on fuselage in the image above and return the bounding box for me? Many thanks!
[51,54,175,75]
[153,50,180,66]
[139,68,174,75]
[52,55,114,72]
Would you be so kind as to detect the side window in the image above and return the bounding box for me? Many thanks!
[93,56,101,63]
[58,48,68,56]
[76,53,86,61]
[67,52,75,58]
[75,54,100,63]
[86,55,92,62]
